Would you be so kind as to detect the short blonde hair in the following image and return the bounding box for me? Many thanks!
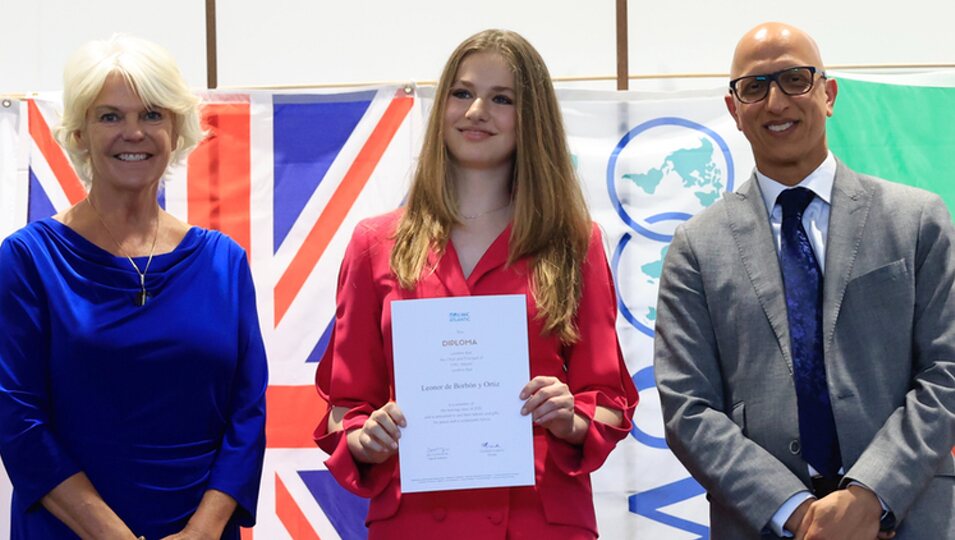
[54,34,203,186]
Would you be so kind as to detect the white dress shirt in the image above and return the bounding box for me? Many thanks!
[755,152,834,271]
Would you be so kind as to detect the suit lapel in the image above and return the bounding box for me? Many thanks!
[822,161,871,354]
[724,175,793,370]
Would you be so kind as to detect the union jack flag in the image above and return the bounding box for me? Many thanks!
[5,86,422,540]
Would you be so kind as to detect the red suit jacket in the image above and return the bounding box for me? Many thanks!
[315,211,637,538]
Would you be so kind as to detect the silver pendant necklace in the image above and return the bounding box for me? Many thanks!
[86,197,160,307]
[460,199,512,220]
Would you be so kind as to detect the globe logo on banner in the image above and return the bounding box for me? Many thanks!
[607,117,734,338]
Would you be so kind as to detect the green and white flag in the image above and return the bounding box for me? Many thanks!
[830,77,955,211]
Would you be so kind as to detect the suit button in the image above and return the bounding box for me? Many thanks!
[488,511,504,525]
[432,507,447,522]
[789,440,801,455]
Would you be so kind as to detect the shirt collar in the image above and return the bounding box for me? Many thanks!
[756,151,836,215]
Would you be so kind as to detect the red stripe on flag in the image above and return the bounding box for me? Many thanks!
[240,526,253,540]
[27,100,86,204]
[273,92,415,325]
[266,385,328,449]
[188,102,252,257]
[275,474,323,540]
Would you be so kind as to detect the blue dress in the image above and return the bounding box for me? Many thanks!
[0,218,268,539]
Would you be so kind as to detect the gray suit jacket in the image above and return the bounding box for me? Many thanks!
[653,161,955,538]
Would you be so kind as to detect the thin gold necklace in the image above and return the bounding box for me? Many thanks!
[460,199,512,220]
[86,197,160,307]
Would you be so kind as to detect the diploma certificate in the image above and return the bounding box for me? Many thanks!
[392,294,534,493]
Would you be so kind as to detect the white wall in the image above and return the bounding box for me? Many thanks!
[2,0,954,94]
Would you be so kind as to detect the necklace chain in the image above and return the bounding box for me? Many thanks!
[86,197,160,307]
[460,200,512,220]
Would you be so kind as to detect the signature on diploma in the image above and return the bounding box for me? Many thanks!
[479,441,504,456]
[426,446,450,461]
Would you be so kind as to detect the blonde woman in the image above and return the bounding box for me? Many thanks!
[0,35,266,539]
[315,29,637,539]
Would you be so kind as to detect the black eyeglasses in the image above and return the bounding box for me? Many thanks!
[729,66,825,104]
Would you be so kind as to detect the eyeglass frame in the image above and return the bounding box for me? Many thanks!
[728,66,827,104]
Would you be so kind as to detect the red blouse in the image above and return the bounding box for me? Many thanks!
[315,210,637,538]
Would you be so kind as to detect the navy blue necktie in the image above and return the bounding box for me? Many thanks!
[777,187,842,478]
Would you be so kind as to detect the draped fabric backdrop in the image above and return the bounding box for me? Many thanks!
[1,75,952,539]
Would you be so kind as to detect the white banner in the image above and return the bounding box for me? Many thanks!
[0,99,24,241]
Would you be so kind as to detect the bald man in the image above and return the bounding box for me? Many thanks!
[654,22,955,539]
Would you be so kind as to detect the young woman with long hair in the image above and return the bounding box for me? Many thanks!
[315,29,637,539]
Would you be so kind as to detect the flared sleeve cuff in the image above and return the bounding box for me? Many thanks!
[4,445,82,512]
[315,406,397,498]
[206,409,265,527]
[204,407,265,526]
[547,391,635,477]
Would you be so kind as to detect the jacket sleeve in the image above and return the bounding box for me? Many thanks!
[844,194,955,521]
[0,235,82,510]
[206,250,268,526]
[314,223,396,497]
[547,225,638,476]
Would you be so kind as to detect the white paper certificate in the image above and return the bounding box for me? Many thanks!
[391,294,534,493]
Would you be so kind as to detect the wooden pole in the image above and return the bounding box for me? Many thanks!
[616,0,628,90]
[205,0,218,89]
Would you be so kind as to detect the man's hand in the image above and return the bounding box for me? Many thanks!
[795,485,894,540]
[785,497,814,537]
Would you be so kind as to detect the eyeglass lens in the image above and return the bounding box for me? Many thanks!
[734,67,816,103]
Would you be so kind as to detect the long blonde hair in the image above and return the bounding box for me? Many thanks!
[391,29,591,343]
